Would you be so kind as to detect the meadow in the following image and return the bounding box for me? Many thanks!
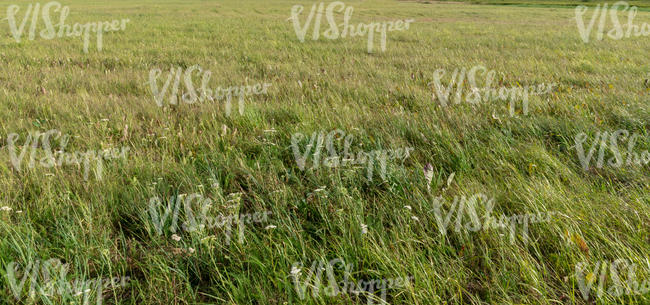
[0,0,649,304]
[440,0,650,8]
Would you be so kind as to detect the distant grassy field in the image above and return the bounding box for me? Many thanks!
[435,0,650,8]
[0,0,649,304]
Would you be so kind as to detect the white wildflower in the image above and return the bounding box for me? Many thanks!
[291,265,301,276]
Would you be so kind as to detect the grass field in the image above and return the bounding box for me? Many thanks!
[436,0,650,9]
[0,0,649,304]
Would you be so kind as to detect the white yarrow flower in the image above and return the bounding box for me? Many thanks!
[0,206,12,212]
[404,205,412,211]
[171,234,181,241]
[290,265,301,276]
[361,224,369,234]
[265,225,277,230]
